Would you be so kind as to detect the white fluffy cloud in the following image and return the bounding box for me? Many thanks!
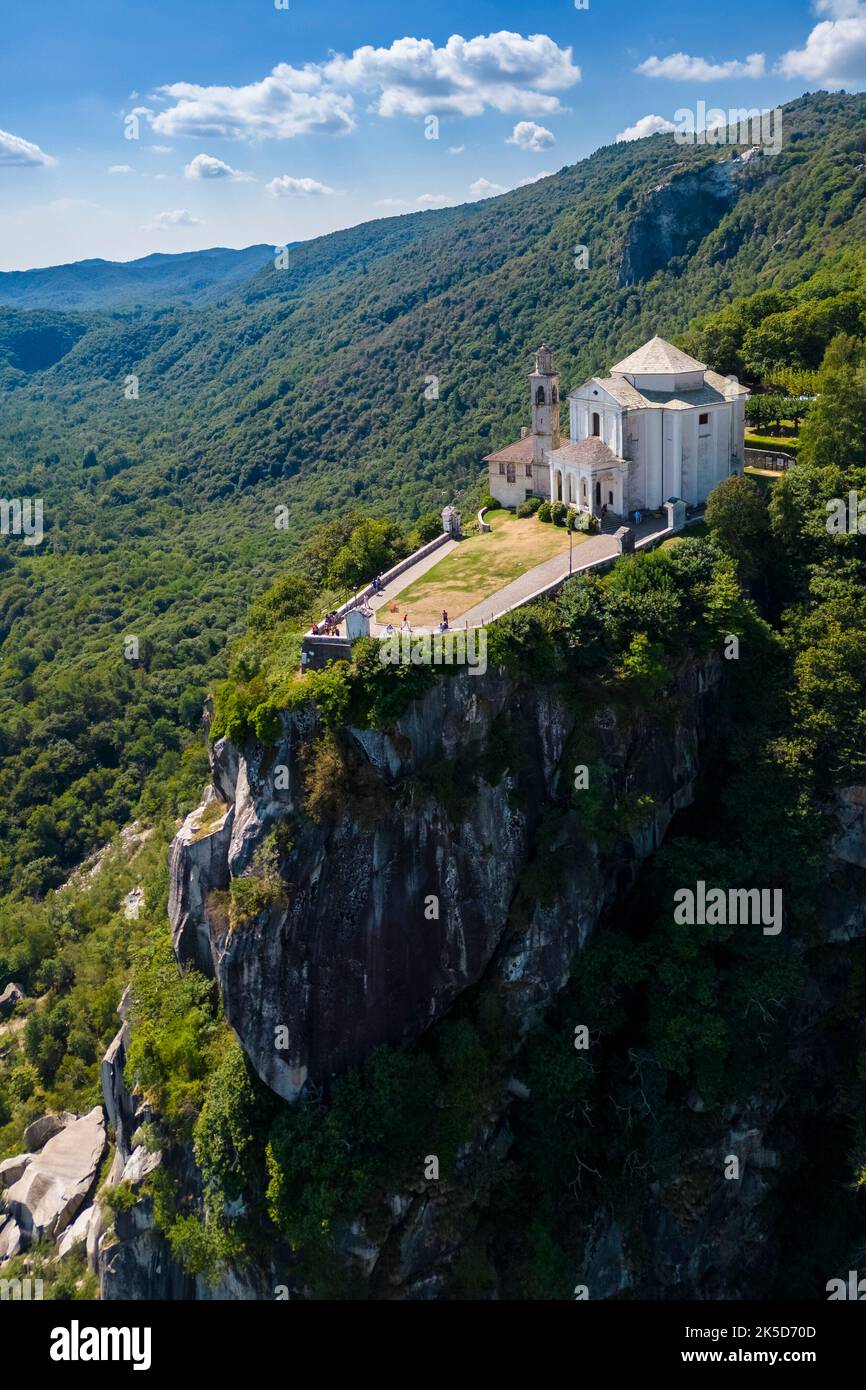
[616,114,677,142]
[507,120,555,151]
[184,153,250,180]
[266,175,334,197]
[108,164,133,175]
[637,52,765,80]
[151,66,356,140]
[814,0,862,15]
[0,128,56,167]
[778,1,866,84]
[518,170,554,185]
[324,32,580,117]
[145,33,580,143]
[416,193,451,207]
[470,177,506,196]
[150,209,203,228]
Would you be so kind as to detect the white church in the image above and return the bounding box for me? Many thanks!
[486,337,749,519]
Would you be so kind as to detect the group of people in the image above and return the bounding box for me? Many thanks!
[384,613,414,637]
[311,611,340,636]
[383,610,449,638]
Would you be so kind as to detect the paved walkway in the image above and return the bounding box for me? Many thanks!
[455,517,670,628]
[362,539,460,636]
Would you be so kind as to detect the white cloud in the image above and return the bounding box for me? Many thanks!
[637,52,765,80]
[151,66,356,141]
[815,0,862,15]
[108,164,133,175]
[616,113,677,142]
[448,144,465,154]
[184,152,251,181]
[470,177,506,196]
[417,193,451,206]
[0,128,56,167]
[778,2,866,84]
[518,170,554,185]
[507,119,555,152]
[324,32,580,118]
[149,209,203,228]
[139,33,581,151]
[266,175,334,197]
[150,145,174,153]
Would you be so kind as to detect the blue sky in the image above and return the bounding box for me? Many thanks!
[0,0,863,270]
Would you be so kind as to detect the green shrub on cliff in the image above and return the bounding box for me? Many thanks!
[125,935,226,1136]
[266,1046,438,1246]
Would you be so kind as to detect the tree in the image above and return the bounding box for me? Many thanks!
[248,573,315,632]
[327,518,406,592]
[705,475,770,580]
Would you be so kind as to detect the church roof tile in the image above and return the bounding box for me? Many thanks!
[548,438,620,468]
[484,435,536,464]
[610,335,706,375]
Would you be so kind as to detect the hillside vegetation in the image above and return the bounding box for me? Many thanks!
[2,91,866,1296]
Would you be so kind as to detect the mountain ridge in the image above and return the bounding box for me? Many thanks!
[0,243,276,311]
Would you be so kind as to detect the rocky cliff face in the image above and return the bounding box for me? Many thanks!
[99,651,866,1300]
[616,154,759,287]
[168,660,723,1103]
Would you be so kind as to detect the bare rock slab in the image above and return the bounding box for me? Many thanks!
[0,1153,32,1189]
[3,1106,105,1242]
[23,1112,75,1152]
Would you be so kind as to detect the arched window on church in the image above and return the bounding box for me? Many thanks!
[595,481,601,506]
[582,479,587,502]
[535,386,545,406]
[592,412,601,437]
[551,386,558,404]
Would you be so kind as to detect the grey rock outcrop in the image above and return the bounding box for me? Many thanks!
[168,788,234,975]
[24,1112,75,1152]
[615,155,763,287]
[0,982,24,1018]
[169,660,722,1103]
[0,1154,32,1189]
[101,1021,135,1161]
[0,1216,23,1258]
[56,1203,99,1261]
[2,1106,105,1243]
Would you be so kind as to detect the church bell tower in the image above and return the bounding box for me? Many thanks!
[530,344,561,472]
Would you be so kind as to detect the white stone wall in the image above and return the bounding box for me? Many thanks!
[565,382,746,513]
[570,393,623,454]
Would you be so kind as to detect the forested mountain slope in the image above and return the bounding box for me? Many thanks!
[0,90,864,899]
[0,244,275,312]
[3,90,866,1301]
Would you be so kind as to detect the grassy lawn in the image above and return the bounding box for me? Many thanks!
[745,432,800,455]
[375,508,582,627]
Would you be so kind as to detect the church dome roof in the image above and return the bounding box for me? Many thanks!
[611,335,706,375]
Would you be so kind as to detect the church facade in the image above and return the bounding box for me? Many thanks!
[485,337,749,519]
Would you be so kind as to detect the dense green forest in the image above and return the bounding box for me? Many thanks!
[0,245,274,312]
[2,91,866,902]
[2,91,866,1297]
